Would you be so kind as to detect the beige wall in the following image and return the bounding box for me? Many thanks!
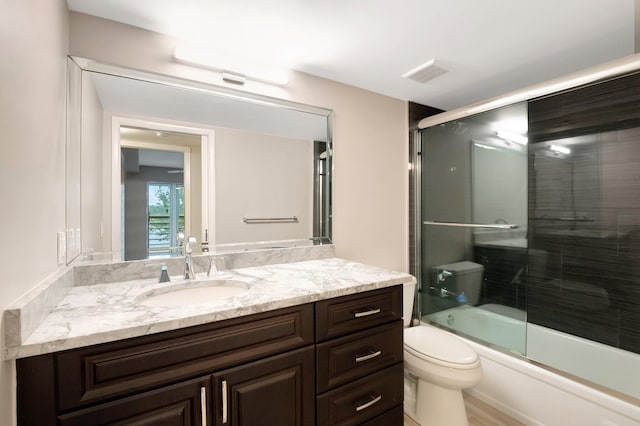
[69,12,410,272]
[215,129,313,244]
[0,0,69,425]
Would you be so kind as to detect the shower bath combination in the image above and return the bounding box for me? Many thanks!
[410,55,640,408]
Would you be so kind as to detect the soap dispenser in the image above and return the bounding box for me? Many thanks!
[159,264,170,283]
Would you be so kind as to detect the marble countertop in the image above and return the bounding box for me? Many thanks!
[6,257,413,359]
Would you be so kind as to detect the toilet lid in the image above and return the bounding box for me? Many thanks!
[404,326,478,366]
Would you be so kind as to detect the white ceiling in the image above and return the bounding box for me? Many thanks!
[67,0,635,111]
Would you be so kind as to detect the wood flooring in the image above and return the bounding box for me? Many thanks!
[403,392,526,426]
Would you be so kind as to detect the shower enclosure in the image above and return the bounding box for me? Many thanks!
[417,102,528,355]
[411,60,640,402]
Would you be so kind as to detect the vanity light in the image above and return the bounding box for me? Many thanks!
[549,144,571,154]
[173,46,289,86]
[496,130,528,145]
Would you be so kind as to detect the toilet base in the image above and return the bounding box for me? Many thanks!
[414,378,469,426]
[404,374,418,417]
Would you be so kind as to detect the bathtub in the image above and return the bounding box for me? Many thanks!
[423,305,640,425]
[426,304,526,355]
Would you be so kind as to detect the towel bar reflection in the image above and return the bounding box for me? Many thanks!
[243,216,299,224]
[532,216,594,222]
[423,220,518,229]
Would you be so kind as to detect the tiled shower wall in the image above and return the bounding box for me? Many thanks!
[527,72,640,354]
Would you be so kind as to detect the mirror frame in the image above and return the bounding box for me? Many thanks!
[69,56,334,260]
[66,58,82,263]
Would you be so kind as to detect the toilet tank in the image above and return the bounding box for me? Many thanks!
[433,261,484,305]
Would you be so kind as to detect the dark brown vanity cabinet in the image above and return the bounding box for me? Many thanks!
[16,285,404,425]
[56,348,315,426]
[315,286,404,426]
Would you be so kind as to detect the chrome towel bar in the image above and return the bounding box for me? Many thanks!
[423,220,518,229]
[243,216,298,224]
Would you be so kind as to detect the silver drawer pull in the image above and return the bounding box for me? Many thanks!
[355,350,382,363]
[355,394,382,412]
[200,387,207,426]
[222,380,228,424]
[354,308,381,318]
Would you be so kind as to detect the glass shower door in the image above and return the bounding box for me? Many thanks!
[419,102,528,355]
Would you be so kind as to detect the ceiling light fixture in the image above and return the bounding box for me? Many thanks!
[549,144,571,154]
[173,46,289,86]
[496,130,528,145]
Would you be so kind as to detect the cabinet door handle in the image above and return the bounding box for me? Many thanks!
[354,308,381,318]
[200,386,207,426]
[355,394,382,412]
[355,349,382,363]
[221,380,228,424]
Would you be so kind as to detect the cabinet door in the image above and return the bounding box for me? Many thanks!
[212,346,315,426]
[58,376,211,426]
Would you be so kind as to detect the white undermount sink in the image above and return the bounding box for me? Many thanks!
[138,279,250,307]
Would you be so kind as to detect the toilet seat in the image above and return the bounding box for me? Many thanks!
[404,326,479,369]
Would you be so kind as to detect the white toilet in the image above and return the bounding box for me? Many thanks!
[402,280,482,426]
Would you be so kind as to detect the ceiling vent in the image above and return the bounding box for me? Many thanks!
[402,59,448,83]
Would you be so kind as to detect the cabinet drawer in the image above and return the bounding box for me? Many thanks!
[316,363,403,426]
[316,320,403,393]
[55,304,313,411]
[359,405,403,426]
[315,286,402,342]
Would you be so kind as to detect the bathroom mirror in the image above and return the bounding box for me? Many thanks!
[70,57,332,261]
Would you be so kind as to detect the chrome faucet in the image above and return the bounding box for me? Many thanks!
[184,236,197,280]
[207,256,225,277]
[207,258,218,277]
[437,269,453,283]
[439,287,457,298]
[429,286,468,304]
[429,286,455,298]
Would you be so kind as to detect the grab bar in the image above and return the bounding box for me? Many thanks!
[423,220,518,229]
[243,216,298,224]
[532,216,594,222]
